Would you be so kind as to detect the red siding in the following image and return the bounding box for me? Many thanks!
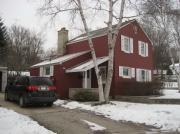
[67,35,108,57]
[113,21,153,95]
[30,67,39,76]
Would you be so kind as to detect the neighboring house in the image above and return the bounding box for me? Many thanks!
[0,67,7,92]
[170,63,180,75]
[30,20,153,98]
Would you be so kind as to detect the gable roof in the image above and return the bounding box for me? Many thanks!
[68,19,153,46]
[66,56,109,73]
[31,50,90,68]
[68,19,136,44]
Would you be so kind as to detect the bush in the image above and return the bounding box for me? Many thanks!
[73,90,98,102]
[121,80,163,96]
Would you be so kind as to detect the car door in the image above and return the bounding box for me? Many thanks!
[14,77,27,101]
[7,78,19,101]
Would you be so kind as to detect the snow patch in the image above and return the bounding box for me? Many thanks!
[81,119,106,131]
[54,99,180,132]
[0,107,56,134]
[152,89,180,99]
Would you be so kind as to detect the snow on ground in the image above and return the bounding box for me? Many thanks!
[153,89,180,99]
[81,119,106,131]
[54,100,180,132]
[0,107,56,134]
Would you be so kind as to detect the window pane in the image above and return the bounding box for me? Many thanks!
[30,77,53,86]
[45,66,50,75]
[141,42,146,55]
[123,68,129,76]
[141,70,146,81]
[124,38,130,52]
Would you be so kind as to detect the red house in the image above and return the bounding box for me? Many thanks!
[30,20,153,99]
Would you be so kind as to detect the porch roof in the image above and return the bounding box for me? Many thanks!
[66,56,109,73]
[31,50,90,68]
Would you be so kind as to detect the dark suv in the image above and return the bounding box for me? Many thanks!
[5,76,57,107]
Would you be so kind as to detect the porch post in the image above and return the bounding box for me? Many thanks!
[84,71,87,88]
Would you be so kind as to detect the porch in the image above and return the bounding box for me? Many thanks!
[66,56,109,89]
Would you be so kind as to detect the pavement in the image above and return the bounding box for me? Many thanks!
[0,93,178,134]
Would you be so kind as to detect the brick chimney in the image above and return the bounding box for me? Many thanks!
[57,27,68,55]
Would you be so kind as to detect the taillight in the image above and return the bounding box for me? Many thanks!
[48,86,56,90]
[27,86,39,91]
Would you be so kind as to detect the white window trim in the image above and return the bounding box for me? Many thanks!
[119,66,135,79]
[138,41,148,57]
[121,35,133,54]
[40,65,54,77]
[136,68,152,82]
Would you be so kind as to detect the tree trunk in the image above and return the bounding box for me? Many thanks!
[76,0,105,102]
[104,0,126,102]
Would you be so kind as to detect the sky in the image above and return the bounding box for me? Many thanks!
[0,0,63,50]
[0,0,136,51]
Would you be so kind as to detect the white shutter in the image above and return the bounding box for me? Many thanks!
[146,43,148,57]
[136,69,141,82]
[50,66,54,76]
[121,35,125,52]
[138,41,142,56]
[148,70,152,81]
[130,38,133,53]
[40,67,43,76]
[119,66,123,77]
[131,68,135,78]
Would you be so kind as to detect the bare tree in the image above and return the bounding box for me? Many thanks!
[138,0,180,89]
[42,47,58,60]
[39,0,126,102]
[0,17,8,66]
[8,25,43,72]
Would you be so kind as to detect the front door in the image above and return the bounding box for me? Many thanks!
[82,70,91,88]
[0,71,2,91]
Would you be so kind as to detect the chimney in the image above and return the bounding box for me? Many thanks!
[57,27,68,55]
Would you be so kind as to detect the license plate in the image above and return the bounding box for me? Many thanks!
[39,86,47,91]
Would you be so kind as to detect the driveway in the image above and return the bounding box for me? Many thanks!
[0,93,174,134]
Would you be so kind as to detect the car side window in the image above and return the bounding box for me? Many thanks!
[21,77,28,85]
[15,79,21,85]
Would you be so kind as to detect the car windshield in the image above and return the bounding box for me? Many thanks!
[30,77,53,86]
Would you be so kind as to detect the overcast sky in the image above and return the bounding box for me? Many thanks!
[0,0,138,51]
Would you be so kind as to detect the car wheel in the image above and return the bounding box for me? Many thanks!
[19,96,27,107]
[4,91,9,101]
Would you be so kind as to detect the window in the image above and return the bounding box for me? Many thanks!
[40,66,54,77]
[45,66,50,75]
[123,67,131,77]
[121,35,133,53]
[136,69,151,82]
[119,66,135,78]
[138,41,148,57]
[99,66,107,83]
